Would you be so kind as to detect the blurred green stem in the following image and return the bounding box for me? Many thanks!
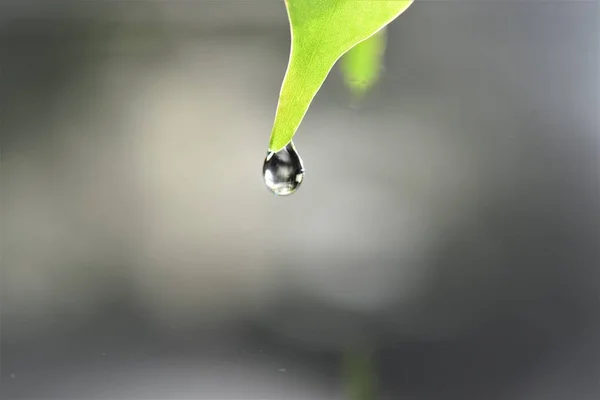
[342,346,378,400]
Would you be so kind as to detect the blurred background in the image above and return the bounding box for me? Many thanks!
[1,1,599,399]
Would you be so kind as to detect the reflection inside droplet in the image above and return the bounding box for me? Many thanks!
[262,141,305,196]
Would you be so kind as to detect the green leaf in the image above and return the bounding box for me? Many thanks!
[340,29,386,99]
[269,0,414,152]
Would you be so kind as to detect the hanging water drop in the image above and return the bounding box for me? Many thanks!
[262,141,305,196]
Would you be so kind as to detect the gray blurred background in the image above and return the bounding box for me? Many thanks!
[1,1,599,399]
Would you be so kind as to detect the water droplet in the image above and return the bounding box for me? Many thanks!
[262,141,305,196]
